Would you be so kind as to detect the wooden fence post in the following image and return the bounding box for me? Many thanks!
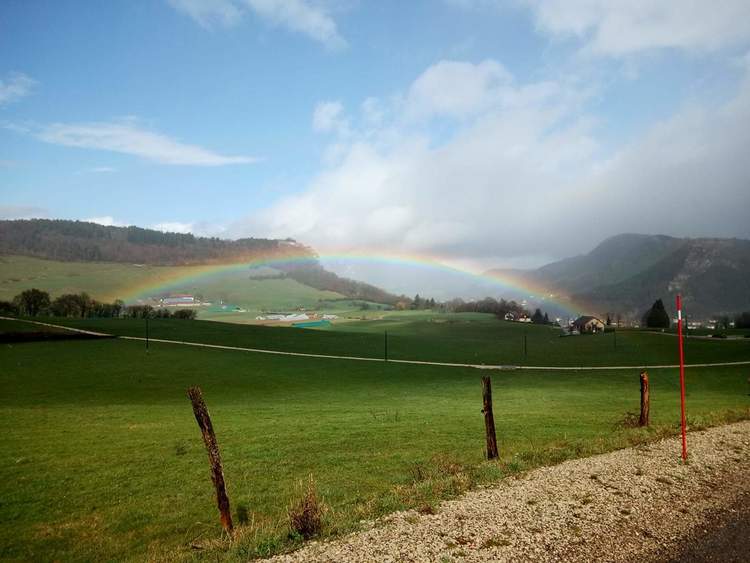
[187,386,234,534]
[639,370,650,427]
[481,376,499,460]
[384,330,388,362]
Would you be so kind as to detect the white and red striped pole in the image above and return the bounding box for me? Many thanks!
[676,294,688,460]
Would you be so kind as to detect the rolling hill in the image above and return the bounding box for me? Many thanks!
[488,234,750,318]
[0,219,401,309]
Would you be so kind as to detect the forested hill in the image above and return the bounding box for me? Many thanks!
[0,219,402,305]
[0,219,309,265]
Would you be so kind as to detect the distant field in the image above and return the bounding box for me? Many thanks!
[0,255,344,312]
[42,314,750,367]
[1,318,748,561]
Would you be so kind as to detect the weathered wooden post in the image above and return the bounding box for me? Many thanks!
[187,386,234,534]
[481,376,499,460]
[384,330,388,362]
[639,370,650,427]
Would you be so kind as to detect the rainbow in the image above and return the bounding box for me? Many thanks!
[121,247,584,315]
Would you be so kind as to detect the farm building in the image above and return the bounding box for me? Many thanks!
[572,315,605,333]
[257,313,310,322]
[161,294,196,306]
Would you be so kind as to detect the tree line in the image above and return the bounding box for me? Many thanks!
[438,297,531,318]
[641,298,750,330]
[0,288,196,320]
[0,219,305,266]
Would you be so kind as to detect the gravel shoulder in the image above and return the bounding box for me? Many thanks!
[271,421,750,562]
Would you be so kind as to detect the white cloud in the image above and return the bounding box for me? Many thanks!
[523,0,750,56]
[0,205,48,220]
[84,216,127,227]
[168,0,345,48]
[231,57,750,267]
[32,119,257,166]
[312,100,349,134]
[152,221,194,234]
[0,72,36,106]
[405,60,512,120]
[167,0,242,27]
[78,166,116,174]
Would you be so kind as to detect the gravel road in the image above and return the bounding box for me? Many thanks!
[270,421,750,562]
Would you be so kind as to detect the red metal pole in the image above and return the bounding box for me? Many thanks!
[677,294,687,461]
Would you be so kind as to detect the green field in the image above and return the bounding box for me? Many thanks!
[41,313,750,367]
[1,315,749,561]
[0,255,344,314]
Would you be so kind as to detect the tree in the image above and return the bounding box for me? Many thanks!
[735,311,750,329]
[13,288,51,316]
[543,312,550,325]
[606,314,612,326]
[51,294,83,317]
[531,308,545,324]
[0,300,18,315]
[644,299,670,328]
[125,305,154,318]
[173,309,197,320]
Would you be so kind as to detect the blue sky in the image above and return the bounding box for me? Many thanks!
[2,0,750,268]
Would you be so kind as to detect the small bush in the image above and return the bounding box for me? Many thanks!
[288,476,326,539]
[173,309,197,320]
[174,440,189,456]
[712,333,727,339]
[236,504,250,525]
[617,411,641,428]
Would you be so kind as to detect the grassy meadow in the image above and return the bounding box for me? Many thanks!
[0,255,343,313]
[43,313,750,367]
[1,316,749,561]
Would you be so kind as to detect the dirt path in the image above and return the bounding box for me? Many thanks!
[4,316,749,372]
[270,422,750,563]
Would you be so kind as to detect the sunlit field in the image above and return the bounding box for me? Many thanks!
[2,317,749,560]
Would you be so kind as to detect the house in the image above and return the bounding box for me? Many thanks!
[572,315,605,333]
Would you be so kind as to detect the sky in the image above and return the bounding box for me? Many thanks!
[2,0,750,274]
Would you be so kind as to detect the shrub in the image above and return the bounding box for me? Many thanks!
[288,476,326,539]
[173,309,197,320]
[0,300,18,316]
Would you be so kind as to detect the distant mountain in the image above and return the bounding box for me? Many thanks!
[0,219,402,305]
[488,234,750,318]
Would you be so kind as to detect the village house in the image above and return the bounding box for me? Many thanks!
[572,315,605,333]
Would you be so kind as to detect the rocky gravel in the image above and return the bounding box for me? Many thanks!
[270,421,750,562]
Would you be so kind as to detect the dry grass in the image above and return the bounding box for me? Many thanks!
[288,476,327,540]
